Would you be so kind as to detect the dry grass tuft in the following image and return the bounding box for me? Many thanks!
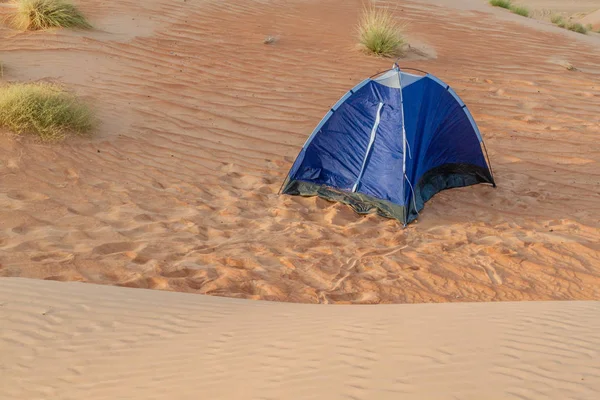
[489,1,529,17]
[550,15,588,34]
[567,22,588,34]
[10,0,91,31]
[489,0,512,9]
[511,6,529,17]
[357,6,406,57]
[550,14,564,26]
[0,82,94,141]
[561,61,576,71]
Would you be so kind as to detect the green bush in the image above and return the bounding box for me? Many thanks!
[567,23,588,34]
[357,7,406,57]
[11,0,91,31]
[489,0,512,9]
[550,15,588,34]
[510,6,529,17]
[490,1,529,18]
[0,82,94,141]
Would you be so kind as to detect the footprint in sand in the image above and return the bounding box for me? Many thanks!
[92,242,141,255]
[30,252,74,263]
[133,213,156,222]
[6,190,48,202]
[12,225,37,235]
[152,180,166,190]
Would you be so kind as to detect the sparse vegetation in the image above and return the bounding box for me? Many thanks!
[550,15,589,34]
[511,6,529,18]
[567,22,588,34]
[489,1,529,18]
[0,82,94,141]
[489,0,511,9]
[357,6,406,57]
[551,14,565,26]
[550,15,589,35]
[10,0,91,31]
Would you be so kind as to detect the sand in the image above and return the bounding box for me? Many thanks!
[1,277,599,399]
[1,0,600,304]
[507,0,599,15]
[2,1,600,396]
[580,9,600,30]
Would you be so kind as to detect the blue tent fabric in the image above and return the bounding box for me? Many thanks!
[281,67,495,226]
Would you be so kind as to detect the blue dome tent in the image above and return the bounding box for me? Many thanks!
[280,65,495,226]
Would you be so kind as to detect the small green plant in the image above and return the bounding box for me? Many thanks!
[510,6,529,17]
[550,15,588,34]
[0,82,94,141]
[357,6,406,57]
[566,22,588,34]
[490,1,529,17]
[489,0,512,9]
[11,0,92,31]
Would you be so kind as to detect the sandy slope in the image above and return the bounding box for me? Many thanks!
[1,0,600,304]
[580,9,600,30]
[506,0,599,15]
[1,277,599,400]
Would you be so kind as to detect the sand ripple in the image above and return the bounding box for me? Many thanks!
[0,0,599,303]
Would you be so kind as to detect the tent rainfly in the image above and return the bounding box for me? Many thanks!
[280,65,496,226]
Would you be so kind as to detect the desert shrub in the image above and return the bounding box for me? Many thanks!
[0,82,94,141]
[489,0,512,9]
[11,0,91,31]
[566,22,588,34]
[357,6,406,57]
[550,15,588,33]
[510,6,529,17]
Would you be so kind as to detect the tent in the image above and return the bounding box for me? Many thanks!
[279,65,496,226]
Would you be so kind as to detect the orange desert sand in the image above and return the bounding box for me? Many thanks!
[1,0,600,397]
[580,9,600,30]
[1,277,600,399]
[0,0,599,304]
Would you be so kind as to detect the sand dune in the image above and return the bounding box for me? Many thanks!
[580,9,600,30]
[1,0,600,304]
[505,0,599,15]
[0,277,599,399]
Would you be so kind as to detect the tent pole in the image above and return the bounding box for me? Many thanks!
[396,64,418,226]
[396,65,407,226]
